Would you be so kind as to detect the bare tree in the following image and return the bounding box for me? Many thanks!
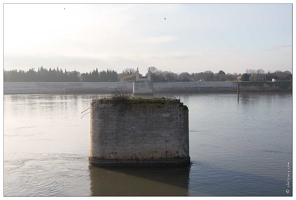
[122,68,136,75]
[111,89,130,101]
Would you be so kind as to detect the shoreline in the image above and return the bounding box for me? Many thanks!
[4,81,292,94]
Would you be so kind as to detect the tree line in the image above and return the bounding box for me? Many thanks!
[4,67,118,82]
[80,69,118,82]
[4,66,292,82]
[118,67,292,82]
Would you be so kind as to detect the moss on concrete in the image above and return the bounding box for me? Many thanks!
[96,97,182,105]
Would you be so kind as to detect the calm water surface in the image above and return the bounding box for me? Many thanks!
[3,93,292,196]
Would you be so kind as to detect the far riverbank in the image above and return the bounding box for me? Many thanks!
[3,81,292,94]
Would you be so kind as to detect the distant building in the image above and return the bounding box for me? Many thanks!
[133,68,153,96]
[135,67,151,81]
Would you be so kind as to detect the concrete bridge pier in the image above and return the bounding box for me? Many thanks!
[89,98,190,167]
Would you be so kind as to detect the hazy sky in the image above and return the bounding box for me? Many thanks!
[3,3,293,74]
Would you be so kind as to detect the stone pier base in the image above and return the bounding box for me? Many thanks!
[89,156,191,168]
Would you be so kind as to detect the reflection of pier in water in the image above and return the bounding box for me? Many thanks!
[89,166,190,196]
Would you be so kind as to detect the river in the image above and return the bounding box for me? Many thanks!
[3,92,292,196]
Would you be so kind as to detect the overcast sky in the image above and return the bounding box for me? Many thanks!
[3,3,292,74]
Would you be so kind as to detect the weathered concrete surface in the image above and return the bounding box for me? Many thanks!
[89,98,190,167]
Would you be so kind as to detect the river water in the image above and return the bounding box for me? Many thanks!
[3,93,292,196]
